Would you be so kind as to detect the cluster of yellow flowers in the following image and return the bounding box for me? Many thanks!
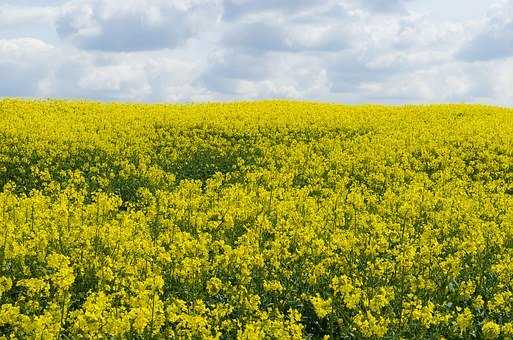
[1,99,513,338]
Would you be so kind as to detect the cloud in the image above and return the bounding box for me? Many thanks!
[0,5,58,28]
[0,37,53,56]
[0,38,54,97]
[457,0,513,61]
[358,67,471,103]
[222,23,289,52]
[198,49,333,100]
[457,23,513,61]
[356,61,506,104]
[3,0,67,5]
[0,36,205,102]
[222,0,330,21]
[35,49,205,102]
[76,64,152,98]
[327,52,397,93]
[0,0,512,106]
[221,0,413,22]
[56,0,219,52]
[458,27,513,61]
[350,0,412,14]
[199,51,273,94]
[222,22,349,52]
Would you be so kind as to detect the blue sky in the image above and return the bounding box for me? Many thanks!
[0,0,512,104]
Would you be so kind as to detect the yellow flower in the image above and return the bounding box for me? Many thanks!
[207,277,223,294]
[47,254,75,291]
[0,304,20,327]
[473,295,484,309]
[129,307,151,334]
[0,277,13,297]
[3,99,513,338]
[455,308,473,334]
[310,295,332,319]
[502,322,513,337]
[482,321,501,339]
[263,280,284,293]
[353,311,389,337]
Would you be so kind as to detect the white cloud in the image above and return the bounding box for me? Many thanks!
[38,50,203,102]
[199,48,338,101]
[56,0,220,52]
[0,36,205,102]
[221,0,413,21]
[0,37,53,56]
[357,65,476,103]
[0,38,54,97]
[0,0,512,105]
[200,51,273,94]
[222,0,330,21]
[0,5,58,28]
[222,22,349,52]
[457,1,513,61]
[3,0,67,4]
[77,64,151,97]
[349,0,413,14]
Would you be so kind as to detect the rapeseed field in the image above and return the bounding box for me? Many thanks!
[1,99,513,338]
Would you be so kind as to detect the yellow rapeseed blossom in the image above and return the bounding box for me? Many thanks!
[455,308,473,334]
[310,295,332,319]
[0,99,512,338]
[482,321,501,339]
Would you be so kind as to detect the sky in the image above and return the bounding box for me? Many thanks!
[1,0,512,105]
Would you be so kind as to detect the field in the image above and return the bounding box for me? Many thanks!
[0,99,513,338]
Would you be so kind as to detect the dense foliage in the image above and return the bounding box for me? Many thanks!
[1,99,513,339]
